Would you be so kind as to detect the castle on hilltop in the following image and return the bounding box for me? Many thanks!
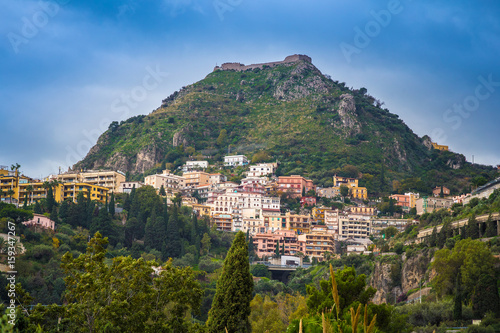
[213,54,312,72]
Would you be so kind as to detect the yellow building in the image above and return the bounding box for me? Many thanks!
[18,182,64,205]
[350,186,368,200]
[183,171,210,189]
[0,168,33,204]
[333,175,358,187]
[57,170,125,192]
[332,175,367,200]
[431,142,449,151]
[191,203,211,217]
[312,207,328,223]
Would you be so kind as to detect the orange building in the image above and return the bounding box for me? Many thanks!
[253,230,300,258]
[277,175,315,198]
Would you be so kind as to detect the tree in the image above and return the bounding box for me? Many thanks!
[466,213,479,239]
[164,206,181,259]
[46,185,55,213]
[159,185,166,196]
[249,295,286,333]
[453,271,462,320]
[108,193,115,217]
[6,189,15,205]
[484,213,496,237]
[429,226,438,247]
[275,241,280,258]
[60,233,203,332]
[200,233,211,255]
[207,231,253,333]
[216,129,227,146]
[33,200,42,214]
[340,185,349,200]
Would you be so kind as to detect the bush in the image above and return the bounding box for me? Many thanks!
[250,264,271,278]
[198,256,223,273]
[30,245,54,262]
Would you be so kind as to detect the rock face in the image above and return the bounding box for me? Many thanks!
[369,251,431,305]
[337,94,361,136]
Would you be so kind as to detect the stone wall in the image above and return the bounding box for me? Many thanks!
[214,54,312,72]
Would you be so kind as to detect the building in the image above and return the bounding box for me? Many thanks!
[247,163,278,177]
[370,218,415,237]
[61,183,109,204]
[338,215,371,241]
[209,173,227,184]
[300,196,317,207]
[317,187,340,198]
[277,175,315,198]
[211,214,233,232]
[224,155,248,167]
[324,209,344,234]
[118,181,144,193]
[56,170,125,193]
[432,186,450,197]
[23,214,55,231]
[463,177,500,204]
[432,142,449,151]
[183,171,210,189]
[333,175,358,187]
[191,203,211,217]
[144,170,184,192]
[389,192,419,208]
[263,214,285,232]
[298,230,335,261]
[182,160,209,172]
[241,177,270,186]
[0,166,33,205]
[416,196,454,215]
[284,212,311,234]
[348,206,376,216]
[332,175,367,200]
[253,230,300,258]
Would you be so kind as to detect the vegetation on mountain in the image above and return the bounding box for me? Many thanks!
[75,57,497,195]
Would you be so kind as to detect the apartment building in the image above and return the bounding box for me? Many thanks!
[247,163,277,177]
[183,171,210,189]
[209,173,227,184]
[144,170,184,191]
[371,218,415,237]
[182,160,209,172]
[298,230,335,261]
[224,155,248,167]
[338,215,371,241]
[263,214,285,232]
[389,192,419,209]
[56,170,125,193]
[118,181,144,193]
[277,175,315,198]
[317,187,340,198]
[253,230,300,258]
[212,214,233,232]
[284,212,311,234]
[62,183,109,204]
[415,196,453,215]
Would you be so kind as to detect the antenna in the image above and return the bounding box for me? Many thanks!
[472,155,474,164]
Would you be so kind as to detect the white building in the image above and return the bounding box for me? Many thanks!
[224,155,248,167]
[241,177,270,186]
[182,160,209,172]
[338,215,371,241]
[118,181,144,193]
[209,173,227,184]
[247,163,277,177]
[144,170,185,191]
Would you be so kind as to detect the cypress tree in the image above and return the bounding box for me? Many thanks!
[159,185,166,196]
[164,206,181,258]
[109,193,115,217]
[485,213,496,237]
[191,213,198,244]
[207,231,253,333]
[281,242,285,255]
[23,194,28,209]
[453,271,462,320]
[46,186,55,213]
[275,241,280,258]
[153,215,166,252]
[59,200,69,224]
[429,227,438,247]
[34,201,42,214]
[466,213,479,239]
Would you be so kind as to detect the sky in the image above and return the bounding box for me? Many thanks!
[1,0,499,178]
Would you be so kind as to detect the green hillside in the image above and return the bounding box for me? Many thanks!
[75,56,497,195]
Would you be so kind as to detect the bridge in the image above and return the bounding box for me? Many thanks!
[417,212,500,243]
[255,264,311,283]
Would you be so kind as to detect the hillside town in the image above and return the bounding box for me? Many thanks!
[3,156,499,263]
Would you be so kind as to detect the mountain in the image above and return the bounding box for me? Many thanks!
[74,55,496,194]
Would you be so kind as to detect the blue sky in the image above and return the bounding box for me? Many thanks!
[1,0,499,178]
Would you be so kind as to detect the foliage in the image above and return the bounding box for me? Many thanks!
[206,231,253,333]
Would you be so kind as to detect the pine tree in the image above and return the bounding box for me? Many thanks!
[207,231,253,333]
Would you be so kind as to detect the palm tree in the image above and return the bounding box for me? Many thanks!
[26,185,34,205]
[42,181,51,199]
[6,189,15,205]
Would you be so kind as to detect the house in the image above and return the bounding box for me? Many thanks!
[182,160,209,172]
[416,196,453,214]
[300,196,316,207]
[432,186,450,197]
[389,192,419,208]
[247,163,278,177]
[118,181,143,193]
[23,214,55,231]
